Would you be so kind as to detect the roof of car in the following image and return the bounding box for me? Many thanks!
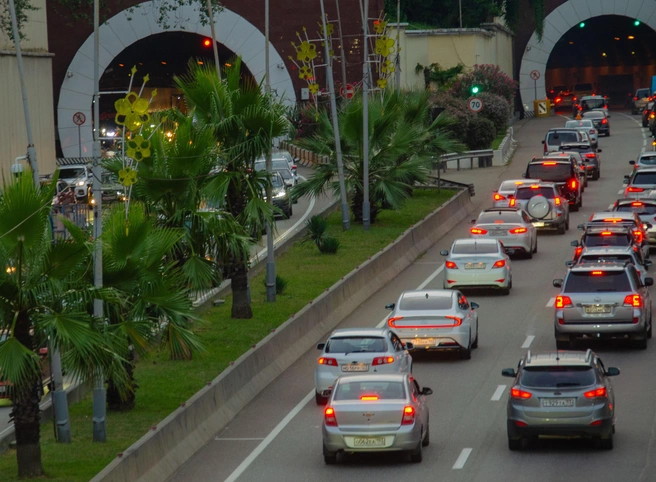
[558,142,593,148]
[632,166,656,173]
[401,289,454,299]
[336,373,409,383]
[584,225,632,234]
[590,212,636,221]
[516,182,557,189]
[528,158,570,164]
[523,350,595,367]
[615,198,656,206]
[454,238,499,245]
[569,261,629,272]
[580,95,605,100]
[482,207,520,213]
[546,128,580,133]
[579,246,634,256]
[330,328,388,338]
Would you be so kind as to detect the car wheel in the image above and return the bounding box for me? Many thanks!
[557,222,566,235]
[644,120,649,128]
[533,238,538,254]
[597,433,614,450]
[593,170,600,181]
[501,285,510,296]
[635,335,648,350]
[422,423,430,447]
[566,217,570,230]
[571,201,579,212]
[508,437,523,451]
[606,131,610,137]
[472,325,479,349]
[459,335,472,360]
[409,441,423,463]
[315,391,328,406]
[648,312,653,339]
[323,444,338,464]
[568,337,577,350]
[556,339,569,350]
[526,247,533,259]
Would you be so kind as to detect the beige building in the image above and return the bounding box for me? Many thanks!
[0,0,56,176]
[390,20,514,91]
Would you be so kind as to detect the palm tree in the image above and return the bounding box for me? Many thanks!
[294,90,463,222]
[0,173,128,477]
[174,57,290,318]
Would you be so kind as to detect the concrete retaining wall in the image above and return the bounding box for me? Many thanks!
[92,188,474,482]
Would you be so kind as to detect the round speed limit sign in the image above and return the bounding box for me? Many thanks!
[468,97,484,113]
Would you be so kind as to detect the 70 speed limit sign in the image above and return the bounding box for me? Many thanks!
[468,97,484,113]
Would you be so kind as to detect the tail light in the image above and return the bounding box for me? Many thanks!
[585,153,596,158]
[372,356,395,366]
[633,230,644,244]
[651,114,656,120]
[470,228,488,235]
[509,198,516,207]
[492,260,506,268]
[623,294,642,307]
[493,193,505,201]
[291,165,297,170]
[387,316,404,327]
[555,97,562,103]
[569,179,577,190]
[325,407,338,426]
[401,406,416,425]
[509,227,527,234]
[632,202,644,206]
[543,162,557,165]
[510,388,532,399]
[445,261,458,269]
[555,197,562,205]
[318,357,338,366]
[360,395,379,401]
[627,187,644,193]
[601,119,608,124]
[583,387,608,399]
[556,295,573,308]
[592,271,604,275]
[634,96,639,101]
[574,246,583,257]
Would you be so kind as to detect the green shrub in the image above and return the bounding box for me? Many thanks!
[302,215,328,247]
[318,236,340,254]
[477,92,511,134]
[466,116,496,150]
[263,275,288,294]
[451,64,517,106]
[430,92,473,145]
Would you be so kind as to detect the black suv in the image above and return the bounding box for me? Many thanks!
[570,225,635,261]
[558,142,602,180]
[524,158,582,211]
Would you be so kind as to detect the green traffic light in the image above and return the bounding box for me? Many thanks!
[471,86,480,94]
[579,22,585,28]
[634,20,641,26]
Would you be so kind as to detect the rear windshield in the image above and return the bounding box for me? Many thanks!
[334,381,406,401]
[632,172,656,185]
[326,336,386,353]
[564,271,631,292]
[637,88,651,97]
[581,99,606,110]
[553,85,567,92]
[452,242,498,254]
[638,156,656,165]
[477,212,523,223]
[520,366,595,388]
[579,255,633,264]
[574,83,593,91]
[583,111,604,119]
[565,121,593,129]
[399,294,452,311]
[546,132,579,145]
[583,233,632,247]
[516,187,555,199]
[526,163,572,181]
[616,204,656,215]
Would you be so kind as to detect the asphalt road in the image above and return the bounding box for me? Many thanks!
[164,112,656,482]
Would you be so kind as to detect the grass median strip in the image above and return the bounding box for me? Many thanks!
[0,188,455,481]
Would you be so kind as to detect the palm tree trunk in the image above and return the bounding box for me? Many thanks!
[231,262,253,319]
[107,349,136,411]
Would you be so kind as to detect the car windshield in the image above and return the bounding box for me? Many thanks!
[59,167,85,179]
[632,172,656,185]
[516,187,556,199]
[477,212,523,223]
[334,381,406,401]
[399,294,452,310]
[526,163,571,182]
[616,204,656,215]
[565,120,593,129]
[581,99,606,110]
[564,271,631,292]
[520,366,595,388]
[574,83,593,91]
[638,156,656,165]
[579,255,633,264]
[452,242,498,254]
[546,132,579,145]
[584,233,632,247]
[326,336,387,353]
[583,111,605,119]
[271,175,284,188]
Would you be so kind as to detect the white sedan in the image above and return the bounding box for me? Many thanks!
[470,207,538,258]
[440,238,512,295]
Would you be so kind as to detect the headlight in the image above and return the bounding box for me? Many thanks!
[77,181,85,186]
[273,190,287,199]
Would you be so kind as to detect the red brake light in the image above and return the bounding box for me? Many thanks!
[530,184,540,189]
[601,118,608,124]
[402,406,416,425]
[575,246,583,257]
[510,388,532,399]
[584,387,608,399]
[624,294,642,307]
[318,357,338,366]
[470,228,488,235]
[634,96,639,101]
[509,227,527,234]
[493,193,505,201]
[360,395,379,400]
[555,97,562,102]
[492,259,506,268]
[585,153,596,158]
[602,218,621,223]
[628,187,645,192]
[372,356,395,366]
[509,199,516,207]
[556,295,573,308]
[445,261,458,269]
[291,165,297,169]
[600,231,612,235]
[325,407,338,426]
[592,271,603,275]
[387,316,404,328]
[445,316,462,326]
[632,202,644,206]
[633,230,644,243]
[570,179,577,189]
[543,162,557,166]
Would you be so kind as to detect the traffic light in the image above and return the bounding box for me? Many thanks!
[471,85,480,95]
[579,22,585,28]
[634,20,641,26]
[202,38,212,47]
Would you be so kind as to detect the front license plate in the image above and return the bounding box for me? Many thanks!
[341,364,368,372]
[541,398,575,408]
[584,305,612,314]
[533,222,545,227]
[353,437,386,447]
[412,338,436,346]
[465,262,486,269]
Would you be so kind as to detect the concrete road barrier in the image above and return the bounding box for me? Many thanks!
[92,188,474,482]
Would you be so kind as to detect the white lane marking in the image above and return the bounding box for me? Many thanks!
[546,297,555,307]
[215,437,265,441]
[452,448,473,469]
[521,335,535,349]
[617,112,648,154]
[491,385,506,401]
[223,391,314,482]
[618,190,624,195]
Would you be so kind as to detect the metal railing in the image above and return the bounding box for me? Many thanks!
[49,204,91,241]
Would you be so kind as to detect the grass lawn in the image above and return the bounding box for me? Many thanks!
[491,131,507,150]
[0,188,455,481]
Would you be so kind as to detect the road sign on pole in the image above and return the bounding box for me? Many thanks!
[530,70,540,101]
[340,83,355,99]
[468,97,484,113]
[73,112,86,157]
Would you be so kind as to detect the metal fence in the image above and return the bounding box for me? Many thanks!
[49,204,91,241]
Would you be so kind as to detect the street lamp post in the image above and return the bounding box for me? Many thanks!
[264,0,276,301]
[362,0,370,230]
[335,0,349,100]
[206,0,222,80]
[395,0,401,91]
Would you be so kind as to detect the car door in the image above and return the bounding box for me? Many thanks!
[410,378,428,429]
[389,331,411,372]
[457,292,476,342]
[595,358,615,420]
[521,210,536,248]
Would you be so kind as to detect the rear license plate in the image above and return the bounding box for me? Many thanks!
[584,305,612,314]
[465,262,486,269]
[533,222,545,227]
[489,231,508,236]
[412,338,436,346]
[341,364,368,372]
[541,398,575,408]
[353,437,386,447]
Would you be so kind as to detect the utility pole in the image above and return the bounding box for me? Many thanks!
[459,0,463,29]
[92,0,106,443]
[206,0,222,80]
[319,0,350,230]
[395,0,401,91]
[335,0,348,101]
[8,0,71,444]
[362,0,370,230]
[264,0,276,301]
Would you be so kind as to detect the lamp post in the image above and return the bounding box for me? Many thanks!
[395,0,401,91]
[335,0,348,100]
[206,0,222,80]
[264,0,276,301]
[362,0,370,230]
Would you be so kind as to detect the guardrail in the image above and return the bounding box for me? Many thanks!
[439,149,494,171]
[278,141,329,166]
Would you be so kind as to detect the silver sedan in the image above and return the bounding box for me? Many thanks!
[470,207,538,258]
[322,373,432,464]
[493,179,530,208]
[385,289,479,359]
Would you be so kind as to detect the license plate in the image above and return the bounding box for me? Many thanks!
[533,222,545,227]
[412,338,436,346]
[353,437,386,447]
[489,231,508,236]
[541,398,575,408]
[465,262,486,269]
[584,305,612,314]
[341,364,368,372]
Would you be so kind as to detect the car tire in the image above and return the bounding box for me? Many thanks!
[526,248,533,259]
[606,131,610,137]
[508,437,523,451]
[556,339,569,350]
[501,286,510,296]
[323,444,338,465]
[409,441,423,463]
[635,335,648,350]
[557,222,566,235]
[648,312,653,339]
[597,433,614,450]
[571,201,579,212]
[315,391,328,406]
[422,423,430,447]
[472,326,479,349]
[533,238,538,254]
[593,170,600,181]
[644,120,649,128]
[459,335,472,360]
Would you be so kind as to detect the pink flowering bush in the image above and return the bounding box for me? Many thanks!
[477,92,511,134]
[451,64,517,106]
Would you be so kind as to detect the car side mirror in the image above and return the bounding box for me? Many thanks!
[605,367,620,377]
[565,261,574,268]
[629,160,635,165]
[420,387,433,396]
[385,303,395,310]
[440,250,449,256]
[501,368,516,378]
[597,149,602,153]
[470,302,480,309]
[645,277,654,287]
[404,342,414,350]
[470,219,476,224]
[541,140,545,144]
[647,223,654,229]
[624,175,630,181]
[553,279,564,288]
[521,173,526,178]
[646,260,653,267]
[571,240,579,247]
[317,343,325,350]
[577,224,585,230]
[607,114,611,118]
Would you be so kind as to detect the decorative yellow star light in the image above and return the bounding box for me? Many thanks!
[299,65,312,80]
[381,59,395,74]
[308,83,320,95]
[377,78,388,89]
[295,41,318,63]
[114,92,150,131]
[118,167,138,187]
[126,134,151,161]
[373,20,388,35]
[375,36,395,57]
